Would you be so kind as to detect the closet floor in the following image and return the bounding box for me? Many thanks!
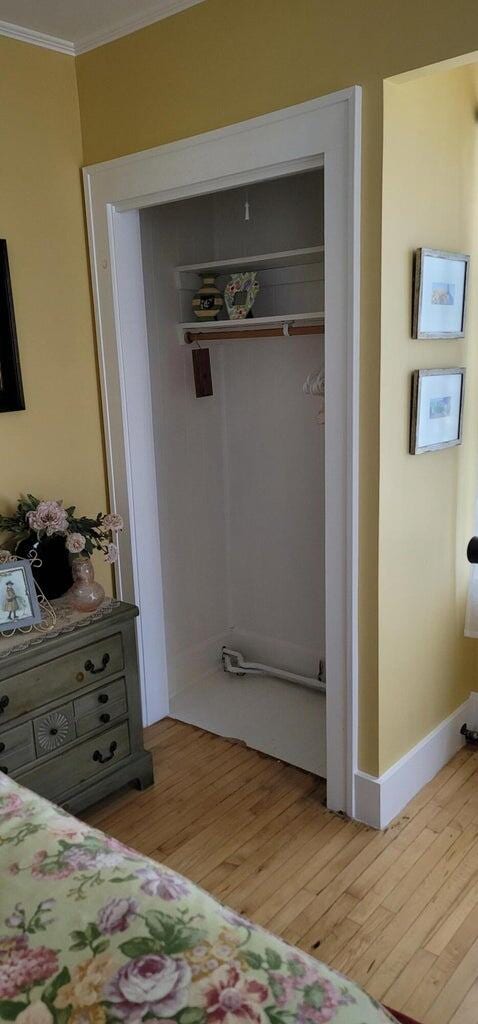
[170,667,326,776]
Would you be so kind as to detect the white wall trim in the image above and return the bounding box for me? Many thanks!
[74,0,205,54]
[354,696,471,829]
[0,19,75,55]
[0,1,205,57]
[83,89,361,819]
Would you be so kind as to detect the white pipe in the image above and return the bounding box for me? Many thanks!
[222,647,326,694]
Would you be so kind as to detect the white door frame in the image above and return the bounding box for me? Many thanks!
[83,88,361,818]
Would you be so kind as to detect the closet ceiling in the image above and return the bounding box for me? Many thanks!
[0,0,205,54]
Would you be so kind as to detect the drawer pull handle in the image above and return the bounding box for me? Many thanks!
[85,654,110,675]
[0,696,9,714]
[0,766,8,774]
[98,693,109,705]
[76,672,85,683]
[100,712,111,724]
[0,743,4,754]
[93,740,117,764]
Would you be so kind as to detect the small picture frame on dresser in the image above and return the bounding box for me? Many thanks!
[0,558,41,633]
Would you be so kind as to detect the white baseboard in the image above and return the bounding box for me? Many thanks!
[168,631,230,697]
[354,695,472,829]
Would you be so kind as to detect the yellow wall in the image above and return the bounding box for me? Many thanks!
[0,38,110,589]
[5,2,478,774]
[76,0,478,775]
[380,66,478,771]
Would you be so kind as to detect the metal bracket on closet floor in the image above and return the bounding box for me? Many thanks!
[221,646,326,693]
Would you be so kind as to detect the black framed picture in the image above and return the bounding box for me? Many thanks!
[0,239,25,412]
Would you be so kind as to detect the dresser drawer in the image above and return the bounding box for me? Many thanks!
[74,678,126,720]
[0,720,34,756]
[0,633,124,724]
[17,722,131,800]
[0,720,35,773]
[76,695,127,737]
[34,703,76,756]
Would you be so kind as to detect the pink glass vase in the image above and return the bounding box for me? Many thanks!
[68,556,105,612]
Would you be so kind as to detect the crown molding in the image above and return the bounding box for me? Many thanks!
[0,0,205,57]
[75,0,205,54]
[0,18,75,54]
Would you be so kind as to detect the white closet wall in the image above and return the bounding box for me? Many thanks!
[140,171,325,703]
[141,200,229,696]
[222,336,324,677]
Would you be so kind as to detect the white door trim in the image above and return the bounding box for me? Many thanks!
[83,88,362,817]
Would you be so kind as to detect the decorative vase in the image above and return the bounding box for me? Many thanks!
[16,534,73,600]
[68,556,105,613]
[192,274,224,321]
[224,271,260,320]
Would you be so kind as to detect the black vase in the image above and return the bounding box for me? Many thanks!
[16,535,73,600]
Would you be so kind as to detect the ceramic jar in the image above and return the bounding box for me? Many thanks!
[192,273,224,320]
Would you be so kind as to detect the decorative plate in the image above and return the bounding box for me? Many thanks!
[224,272,260,320]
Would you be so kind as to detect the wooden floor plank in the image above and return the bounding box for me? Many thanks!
[82,719,478,1024]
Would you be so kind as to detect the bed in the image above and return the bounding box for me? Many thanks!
[0,774,401,1024]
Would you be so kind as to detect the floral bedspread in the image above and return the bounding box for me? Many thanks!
[0,775,395,1024]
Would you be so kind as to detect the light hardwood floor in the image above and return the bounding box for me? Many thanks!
[83,719,478,1024]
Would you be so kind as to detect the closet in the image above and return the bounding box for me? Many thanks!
[140,168,326,776]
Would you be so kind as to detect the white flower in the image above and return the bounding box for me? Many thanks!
[102,513,124,533]
[16,1004,53,1024]
[65,532,86,554]
[105,542,118,564]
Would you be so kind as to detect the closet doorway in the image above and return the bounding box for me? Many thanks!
[83,90,360,818]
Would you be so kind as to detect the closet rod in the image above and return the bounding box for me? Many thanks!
[184,323,324,344]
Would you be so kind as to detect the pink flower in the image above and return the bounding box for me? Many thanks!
[66,532,86,554]
[296,977,349,1024]
[102,513,124,533]
[0,937,58,998]
[105,543,118,564]
[97,897,138,935]
[27,501,68,537]
[136,867,189,901]
[0,792,23,821]
[106,955,191,1022]
[31,849,74,881]
[201,965,269,1024]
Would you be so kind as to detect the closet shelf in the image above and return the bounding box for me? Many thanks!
[181,311,325,345]
[175,245,324,280]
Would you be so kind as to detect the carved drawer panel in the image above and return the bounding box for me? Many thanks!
[18,722,131,801]
[74,678,126,720]
[33,702,76,756]
[76,694,127,736]
[0,633,124,724]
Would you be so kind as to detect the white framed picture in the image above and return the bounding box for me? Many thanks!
[412,248,470,339]
[410,367,465,454]
[0,558,42,633]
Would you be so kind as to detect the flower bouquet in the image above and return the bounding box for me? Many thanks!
[0,496,123,600]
